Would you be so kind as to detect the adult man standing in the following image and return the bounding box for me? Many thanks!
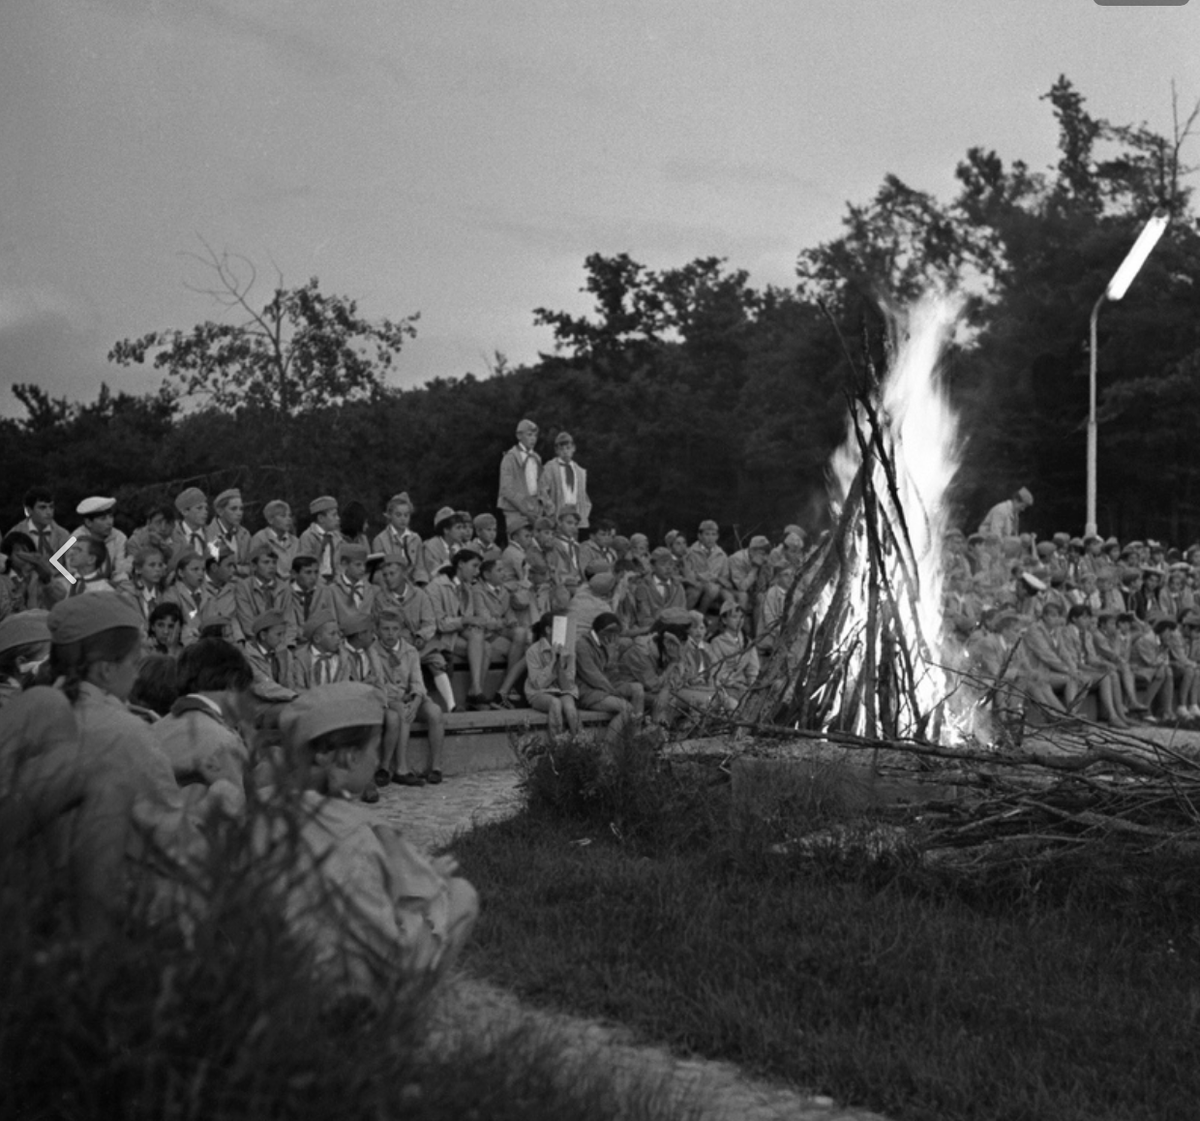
[8,486,71,560]
[538,431,592,530]
[497,418,543,536]
[979,487,1034,539]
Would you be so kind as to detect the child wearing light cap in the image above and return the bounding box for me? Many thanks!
[330,543,376,623]
[171,488,210,561]
[274,682,478,990]
[206,489,251,576]
[249,499,300,581]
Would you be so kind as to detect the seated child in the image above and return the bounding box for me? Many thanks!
[524,611,580,737]
[374,609,446,785]
[148,602,185,658]
[0,610,52,709]
[272,683,478,990]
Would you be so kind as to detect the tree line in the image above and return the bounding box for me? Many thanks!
[4,77,1199,546]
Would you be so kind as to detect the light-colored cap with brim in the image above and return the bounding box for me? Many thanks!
[213,488,241,509]
[76,496,116,517]
[336,543,368,563]
[1017,487,1033,505]
[748,535,771,551]
[308,496,337,516]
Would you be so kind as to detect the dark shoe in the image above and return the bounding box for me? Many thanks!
[374,768,392,787]
[466,693,491,711]
[394,771,427,787]
[425,769,443,785]
[361,783,380,804]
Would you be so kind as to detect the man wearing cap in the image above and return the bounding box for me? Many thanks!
[330,543,376,624]
[73,496,133,584]
[234,541,293,639]
[537,431,591,530]
[170,488,210,562]
[206,489,252,576]
[497,419,543,536]
[979,488,1033,540]
[8,486,71,561]
[297,497,342,584]
[371,493,427,585]
[249,500,300,581]
[628,547,687,635]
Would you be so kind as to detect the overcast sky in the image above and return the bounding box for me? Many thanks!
[2,0,1197,415]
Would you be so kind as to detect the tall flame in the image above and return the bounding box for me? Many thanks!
[818,294,963,739]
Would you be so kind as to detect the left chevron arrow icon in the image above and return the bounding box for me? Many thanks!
[49,536,77,584]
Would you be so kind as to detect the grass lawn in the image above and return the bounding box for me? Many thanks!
[450,755,1200,1121]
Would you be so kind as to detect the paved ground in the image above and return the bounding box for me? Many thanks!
[366,767,889,1121]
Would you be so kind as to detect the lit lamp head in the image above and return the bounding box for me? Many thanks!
[1105,210,1169,302]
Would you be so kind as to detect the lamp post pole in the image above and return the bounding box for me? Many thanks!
[1084,210,1168,539]
[1085,293,1104,539]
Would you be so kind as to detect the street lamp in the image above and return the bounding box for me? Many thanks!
[1085,209,1169,537]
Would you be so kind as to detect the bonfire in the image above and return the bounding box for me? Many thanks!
[727,294,1200,868]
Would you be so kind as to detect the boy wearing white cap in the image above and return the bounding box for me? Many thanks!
[74,496,133,584]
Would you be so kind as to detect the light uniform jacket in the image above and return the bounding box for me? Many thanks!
[234,575,294,639]
[425,574,478,651]
[628,575,686,631]
[372,583,438,653]
[329,576,377,626]
[241,640,298,703]
[290,645,353,691]
[371,526,428,585]
[206,521,252,572]
[248,528,301,581]
[297,525,344,583]
[537,458,591,528]
[159,582,211,645]
[7,517,71,559]
[73,525,133,584]
[497,445,543,524]
[285,581,335,647]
